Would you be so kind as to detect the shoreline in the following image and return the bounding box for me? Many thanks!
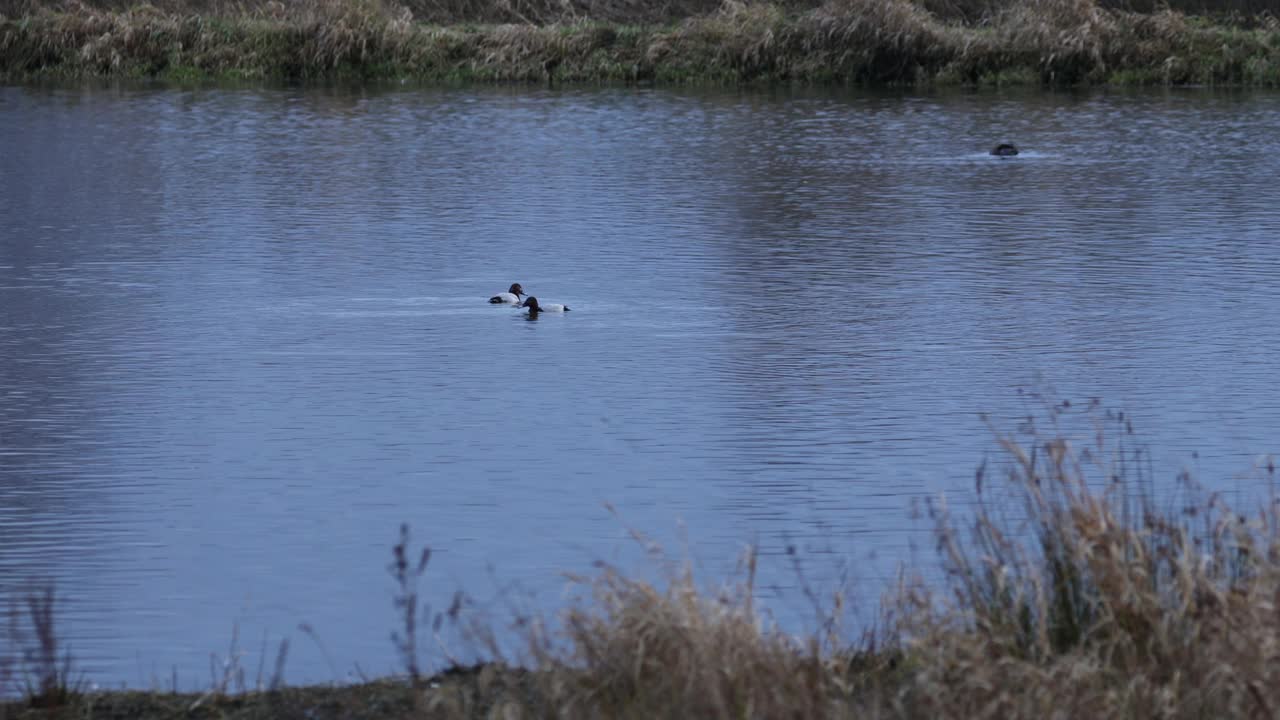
[0,668,544,720]
[3,0,1280,85]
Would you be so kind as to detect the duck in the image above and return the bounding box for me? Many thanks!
[990,143,1019,157]
[522,297,570,314]
[489,283,525,304]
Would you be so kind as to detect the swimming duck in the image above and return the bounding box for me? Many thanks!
[489,283,525,304]
[990,143,1019,157]
[522,297,570,314]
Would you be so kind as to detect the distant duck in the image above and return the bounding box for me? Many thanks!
[990,143,1019,157]
[489,283,525,304]
[522,297,570,314]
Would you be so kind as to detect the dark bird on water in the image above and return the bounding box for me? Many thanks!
[489,283,525,304]
[522,297,570,314]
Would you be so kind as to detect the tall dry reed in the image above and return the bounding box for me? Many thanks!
[888,400,1280,718]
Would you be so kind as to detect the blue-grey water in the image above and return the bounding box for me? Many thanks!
[2,83,1280,689]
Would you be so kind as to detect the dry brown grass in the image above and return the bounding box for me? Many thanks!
[3,0,1274,24]
[4,0,1280,83]
[518,552,868,718]
[886,401,1280,719]
[448,400,1280,719]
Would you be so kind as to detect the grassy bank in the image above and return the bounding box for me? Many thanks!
[6,401,1280,718]
[3,0,1280,84]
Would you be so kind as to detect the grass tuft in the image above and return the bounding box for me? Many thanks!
[522,548,861,718]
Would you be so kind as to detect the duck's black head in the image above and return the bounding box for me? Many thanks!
[991,143,1019,157]
[510,283,524,296]
[522,297,540,311]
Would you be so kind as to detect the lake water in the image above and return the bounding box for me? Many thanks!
[2,82,1280,688]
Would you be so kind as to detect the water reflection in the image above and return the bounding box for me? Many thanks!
[2,83,1280,685]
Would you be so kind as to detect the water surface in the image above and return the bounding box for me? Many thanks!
[2,83,1280,687]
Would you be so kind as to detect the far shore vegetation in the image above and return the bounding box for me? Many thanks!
[2,0,1280,84]
[6,400,1280,718]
